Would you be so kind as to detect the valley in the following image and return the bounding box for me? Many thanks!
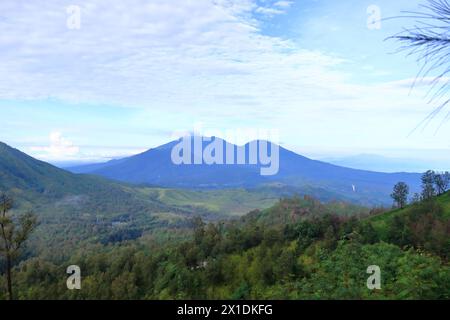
[0,140,448,300]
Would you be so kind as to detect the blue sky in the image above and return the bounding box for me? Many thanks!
[0,0,449,167]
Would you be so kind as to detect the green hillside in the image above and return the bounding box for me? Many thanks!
[242,194,371,226]
[0,143,208,255]
[1,141,375,256]
[0,142,282,256]
[2,193,448,300]
[1,141,448,299]
[367,191,450,257]
[370,191,450,226]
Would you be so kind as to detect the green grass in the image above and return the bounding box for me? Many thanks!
[134,187,280,217]
[369,191,450,238]
[437,191,450,218]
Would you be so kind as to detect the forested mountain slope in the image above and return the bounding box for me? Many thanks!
[3,194,447,300]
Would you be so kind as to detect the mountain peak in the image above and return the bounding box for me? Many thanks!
[65,138,422,205]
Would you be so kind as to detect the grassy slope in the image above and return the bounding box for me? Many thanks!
[369,191,450,239]
[133,183,367,219]
[134,187,280,217]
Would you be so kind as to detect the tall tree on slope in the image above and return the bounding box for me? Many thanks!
[0,193,37,300]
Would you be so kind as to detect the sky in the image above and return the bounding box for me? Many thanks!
[0,0,449,168]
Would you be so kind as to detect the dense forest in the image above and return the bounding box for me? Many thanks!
[1,191,448,300]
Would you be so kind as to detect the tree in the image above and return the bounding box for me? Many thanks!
[434,171,450,195]
[0,193,37,300]
[411,192,421,204]
[390,1,450,133]
[391,182,409,209]
[421,170,436,200]
[444,172,450,192]
[192,216,205,246]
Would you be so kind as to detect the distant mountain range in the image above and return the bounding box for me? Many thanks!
[322,153,448,173]
[0,140,344,220]
[67,137,423,205]
[0,138,426,207]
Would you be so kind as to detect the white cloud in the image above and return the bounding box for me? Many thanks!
[0,0,319,114]
[273,1,293,8]
[1,0,449,161]
[255,7,284,15]
[381,77,450,90]
[30,131,79,160]
[28,131,147,162]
